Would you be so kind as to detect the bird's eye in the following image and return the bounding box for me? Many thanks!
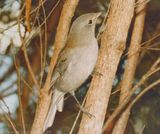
[88,19,93,24]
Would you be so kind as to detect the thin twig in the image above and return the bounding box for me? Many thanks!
[21,76,33,91]
[0,0,48,33]
[103,58,160,131]
[14,57,26,134]
[25,0,31,32]
[30,0,79,133]
[69,96,87,134]
[37,15,44,87]
[17,5,40,90]
[22,47,40,89]
[0,105,19,134]
[41,0,48,87]
[97,3,111,40]
[123,33,160,59]
[130,78,160,108]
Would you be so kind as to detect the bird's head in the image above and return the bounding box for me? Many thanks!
[69,12,101,37]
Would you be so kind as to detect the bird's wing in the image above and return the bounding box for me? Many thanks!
[43,48,75,132]
[50,47,73,86]
[56,47,75,75]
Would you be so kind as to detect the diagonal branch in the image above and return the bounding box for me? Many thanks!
[111,1,147,133]
[30,0,79,133]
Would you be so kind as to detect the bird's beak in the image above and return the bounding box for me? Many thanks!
[95,12,101,18]
[92,12,101,23]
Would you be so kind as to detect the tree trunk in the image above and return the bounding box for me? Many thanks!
[78,0,135,134]
[111,1,147,134]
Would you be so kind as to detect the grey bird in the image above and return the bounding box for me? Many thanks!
[43,12,101,132]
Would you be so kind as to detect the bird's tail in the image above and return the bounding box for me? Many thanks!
[43,89,64,132]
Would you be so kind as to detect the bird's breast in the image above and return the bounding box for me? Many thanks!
[56,42,98,92]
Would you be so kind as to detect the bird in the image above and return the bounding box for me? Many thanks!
[43,12,101,132]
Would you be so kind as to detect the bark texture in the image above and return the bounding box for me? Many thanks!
[112,1,147,134]
[30,0,79,133]
[78,0,135,134]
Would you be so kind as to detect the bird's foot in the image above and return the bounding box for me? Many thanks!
[77,104,95,118]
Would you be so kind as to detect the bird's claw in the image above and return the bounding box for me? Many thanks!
[78,105,95,118]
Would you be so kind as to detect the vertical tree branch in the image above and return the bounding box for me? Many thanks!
[78,0,135,134]
[25,0,31,32]
[30,0,79,133]
[111,1,147,134]
[14,58,26,134]
[103,58,160,132]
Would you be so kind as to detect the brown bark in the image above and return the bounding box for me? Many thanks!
[17,1,63,130]
[111,1,147,134]
[103,57,160,132]
[78,0,135,134]
[30,0,79,133]
[17,48,40,130]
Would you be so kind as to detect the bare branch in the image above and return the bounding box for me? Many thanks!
[103,58,160,132]
[78,0,135,133]
[111,0,147,133]
[30,0,79,133]
[14,58,26,134]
